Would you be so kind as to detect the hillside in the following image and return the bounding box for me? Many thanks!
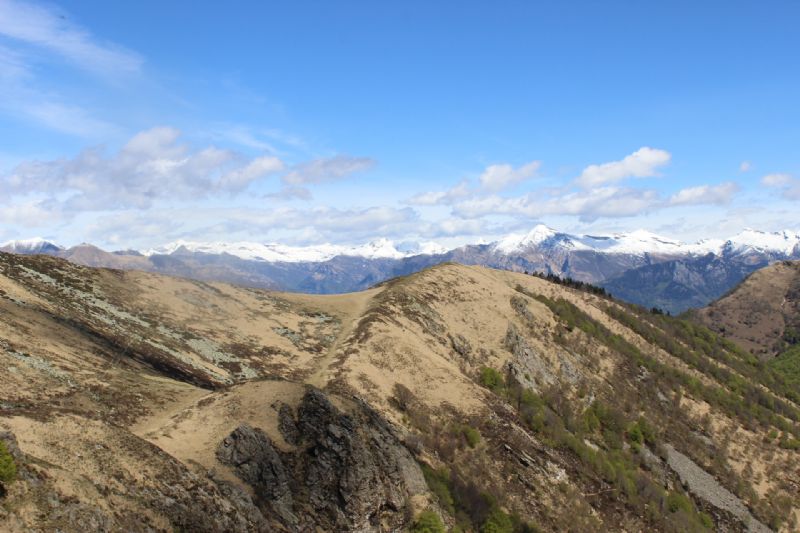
[0,252,798,532]
[694,261,800,357]
[693,260,800,399]
[601,253,770,315]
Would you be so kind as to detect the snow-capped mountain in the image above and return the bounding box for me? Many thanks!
[487,224,800,258]
[0,238,63,255]
[722,229,800,256]
[142,237,442,263]
[3,226,799,312]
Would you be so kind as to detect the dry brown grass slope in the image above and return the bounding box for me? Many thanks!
[694,260,800,358]
[0,253,798,532]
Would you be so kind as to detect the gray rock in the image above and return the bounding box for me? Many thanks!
[218,388,427,532]
[448,333,472,359]
[217,424,298,526]
[277,403,299,445]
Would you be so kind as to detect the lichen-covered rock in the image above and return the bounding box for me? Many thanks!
[448,333,472,359]
[504,322,555,390]
[510,295,535,325]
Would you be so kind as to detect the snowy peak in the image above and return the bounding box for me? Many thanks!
[143,238,443,263]
[602,230,687,255]
[492,226,800,258]
[0,238,63,255]
[493,224,563,253]
[724,228,800,255]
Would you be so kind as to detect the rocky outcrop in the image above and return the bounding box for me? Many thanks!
[449,333,472,359]
[217,388,428,532]
[217,424,298,526]
[504,322,556,390]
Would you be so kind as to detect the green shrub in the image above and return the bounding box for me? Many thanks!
[0,441,16,484]
[778,435,800,450]
[462,426,481,448]
[666,491,693,514]
[421,465,455,515]
[411,510,446,533]
[481,509,514,533]
[479,367,505,393]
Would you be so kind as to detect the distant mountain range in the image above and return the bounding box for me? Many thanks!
[3,226,800,313]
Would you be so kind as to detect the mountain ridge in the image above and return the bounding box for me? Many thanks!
[3,225,800,314]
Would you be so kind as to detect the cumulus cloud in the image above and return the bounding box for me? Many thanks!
[0,0,143,76]
[761,173,794,187]
[479,160,540,191]
[575,147,671,188]
[85,211,184,246]
[1,126,284,211]
[668,182,739,206]
[218,156,284,190]
[420,217,488,238]
[282,155,375,186]
[453,187,661,222]
[408,180,471,206]
[761,173,800,200]
[0,200,61,226]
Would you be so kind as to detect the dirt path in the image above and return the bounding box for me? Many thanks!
[306,288,377,388]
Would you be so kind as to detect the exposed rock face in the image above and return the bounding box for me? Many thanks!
[504,322,556,390]
[217,424,297,526]
[277,403,300,446]
[217,388,427,532]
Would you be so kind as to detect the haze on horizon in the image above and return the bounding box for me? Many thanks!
[0,0,798,250]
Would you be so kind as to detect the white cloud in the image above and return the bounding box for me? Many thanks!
[0,200,61,226]
[85,211,183,246]
[761,173,793,187]
[16,99,117,137]
[266,186,313,201]
[575,147,671,188]
[0,43,118,136]
[421,217,488,238]
[453,187,661,221]
[479,160,540,191]
[761,173,800,201]
[669,182,739,206]
[407,180,471,206]
[215,205,419,243]
[0,0,143,76]
[739,161,752,172]
[1,126,284,211]
[282,155,374,185]
[219,156,284,190]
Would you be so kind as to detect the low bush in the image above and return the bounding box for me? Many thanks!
[411,510,446,533]
[462,426,481,448]
[0,441,16,484]
[479,367,505,393]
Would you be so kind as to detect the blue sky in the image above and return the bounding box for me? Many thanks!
[1,0,799,249]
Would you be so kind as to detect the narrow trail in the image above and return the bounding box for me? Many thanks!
[307,289,377,388]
